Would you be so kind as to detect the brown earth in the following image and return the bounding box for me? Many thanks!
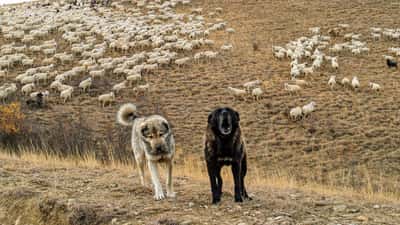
[1,0,400,199]
[1,154,399,225]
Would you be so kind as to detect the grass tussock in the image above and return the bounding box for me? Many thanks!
[1,149,399,204]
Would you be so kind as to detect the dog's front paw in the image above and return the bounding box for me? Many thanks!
[154,191,165,201]
[234,196,243,203]
[166,191,176,198]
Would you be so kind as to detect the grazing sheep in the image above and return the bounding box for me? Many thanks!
[21,83,35,95]
[369,82,381,92]
[386,59,398,69]
[33,73,48,84]
[284,83,301,94]
[134,84,150,96]
[351,76,360,90]
[0,70,5,80]
[227,87,246,100]
[303,67,314,76]
[291,78,308,87]
[98,92,115,107]
[251,87,263,101]
[50,80,62,90]
[60,87,73,103]
[328,76,336,90]
[112,81,127,94]
[126,73,142,85]
[302,102,316,117]
[290,107,303,120]
[21,76,35,84]
[175,57,191,67]
[341,77,350,87]
[331,57,339,70]
[90,69,105,79]
[79,77,92,92]
[243,80,261,92]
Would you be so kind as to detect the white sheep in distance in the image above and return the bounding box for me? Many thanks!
[134,84,150,96]
[126,73,142,85]
[227,87,246,100]
[290,107,303,121]
[243,80,261,92]
[284,83,301,94]
[369,82,381,92]
[60,87,73,103]
[351,76,360,90]
[341,77,350,87]
[21,83,35,95]
[98,92,115,107]
[331,57,339,70]
[291,78,308,87]
[252,87,263,101]
[112,81,128,94]
[302,102,316,117]
[328,76,336,90]
[79,77,92,92]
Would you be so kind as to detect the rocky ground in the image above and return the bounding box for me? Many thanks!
[0,154,399,225]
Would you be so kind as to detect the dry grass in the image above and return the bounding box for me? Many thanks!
[1,148,399,204]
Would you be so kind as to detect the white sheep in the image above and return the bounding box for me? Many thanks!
[21,83,35,95]
[90,69,105,79]
[79,77,92,92]
[175,57,191,67]
[351,76,360,90]
[290,107,303,121]
[112,81,127,94]
[302,102,316,117]
[291,78,308,87]
[369,82,381,92]
[98,92,115,107]
[341,77,350,87]
[134,84,150,95]
[251,87,263,101]
[243,80,261,92]
[60,87,73,103]
[0,70,5,80]
[126,73,142,85]
[21,76,35,84]
[227,87,246,100]
[331,57,339,70]
[328,76,336,90]
[33,73,48,84]
[284,83,301,94]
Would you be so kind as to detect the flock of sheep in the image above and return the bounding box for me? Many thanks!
[0,0,233,106]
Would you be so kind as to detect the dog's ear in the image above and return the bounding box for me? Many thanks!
[234,111,240,122]
[161,121,169,132]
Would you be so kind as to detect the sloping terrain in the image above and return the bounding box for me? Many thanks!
[1,154,399,225]
[0,0,399,197]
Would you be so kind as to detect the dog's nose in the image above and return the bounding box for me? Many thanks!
[156,145,163,152]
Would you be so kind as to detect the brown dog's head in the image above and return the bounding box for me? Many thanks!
[140,117,172,155]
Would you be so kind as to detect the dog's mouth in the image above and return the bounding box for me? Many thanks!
[220,126,232,135]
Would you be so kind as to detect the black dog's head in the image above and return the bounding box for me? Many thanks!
[208,107,240,136]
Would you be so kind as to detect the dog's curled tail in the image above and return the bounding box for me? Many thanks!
[117,103,138,126]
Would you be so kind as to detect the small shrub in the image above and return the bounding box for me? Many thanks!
[0,102,25,135]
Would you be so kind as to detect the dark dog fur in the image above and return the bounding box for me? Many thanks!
[204,107,251,204]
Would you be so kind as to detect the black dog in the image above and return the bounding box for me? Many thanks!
[204,107,251,204]
[387,59,398,69]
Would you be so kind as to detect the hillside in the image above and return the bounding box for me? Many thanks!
[0,0,400,206]
[1,153,399,225]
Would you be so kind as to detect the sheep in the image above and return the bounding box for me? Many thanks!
[98,92,115,107]
[341,77,350,87]
[328,76,336,90]
[175,57,191,67]
[351,76,360,90]
[33,73,48,84]
[79,77,92,92]
[302,102,316,118]
[134,84,150,96]
[291,78,308,87]
[251,87,263,101]
[243,80,261,92]
[227,87,246,100]
[303,67,314,76]
[331,57,339,70]
[284,83,301,94]
[50,80,62,90]
[369,82,381,92]
[126,73,142,85]
[21,83,35,95]
[21,76,35,84]
[289,107,303,121]
[112,81,127,94]
[60,87,73,103]
[0,70,5,80]
[90,69,105,79]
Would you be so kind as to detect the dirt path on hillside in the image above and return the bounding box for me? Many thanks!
[1,156,399,225]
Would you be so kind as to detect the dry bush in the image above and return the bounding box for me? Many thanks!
[0,102,25,135]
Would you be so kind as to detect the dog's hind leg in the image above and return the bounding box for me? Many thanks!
[241,155,252,200]
[165,160,175,198]
[147,160,165,200]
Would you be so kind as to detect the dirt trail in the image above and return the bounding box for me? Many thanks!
[0,155,399,225]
